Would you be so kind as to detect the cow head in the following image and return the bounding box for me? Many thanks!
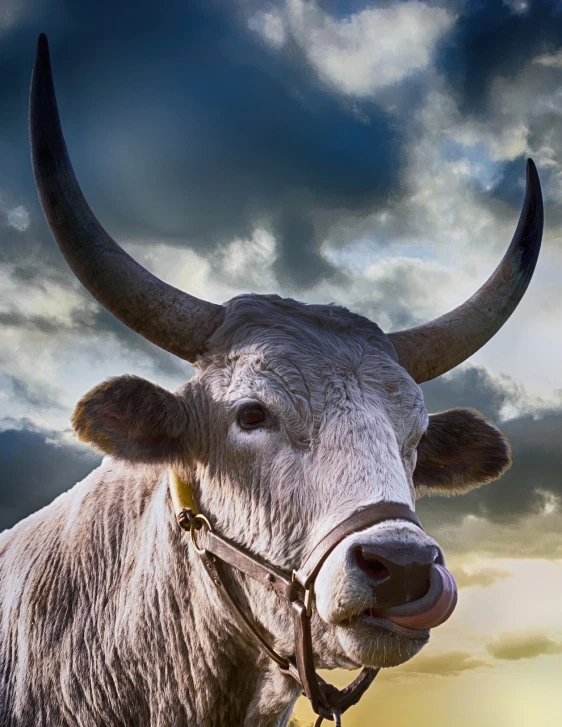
[29,35,543,670]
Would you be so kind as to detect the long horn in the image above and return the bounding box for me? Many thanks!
[388,158,543,383]
[29,34,224,362]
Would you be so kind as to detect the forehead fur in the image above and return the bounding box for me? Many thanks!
[199,294,399,367]
[193,295,421,445]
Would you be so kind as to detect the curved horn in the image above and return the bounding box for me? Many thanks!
[388,158,543,383]
[29,34,224,362]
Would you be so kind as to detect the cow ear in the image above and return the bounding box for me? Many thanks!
[413,408,511,497]
[71,375,190,463]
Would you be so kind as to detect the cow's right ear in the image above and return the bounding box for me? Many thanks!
[72,375,190,463]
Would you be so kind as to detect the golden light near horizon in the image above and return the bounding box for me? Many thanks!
[292,558,562,726]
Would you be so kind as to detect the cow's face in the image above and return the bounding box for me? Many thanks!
[73,295,511,670]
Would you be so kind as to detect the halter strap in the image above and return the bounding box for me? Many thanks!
[294,502,423,589]
[168,469,423,724]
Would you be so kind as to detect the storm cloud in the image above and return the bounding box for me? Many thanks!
[0,0,402,291]
[0,425,101,531]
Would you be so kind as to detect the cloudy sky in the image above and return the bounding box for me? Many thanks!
[2,0,562,724]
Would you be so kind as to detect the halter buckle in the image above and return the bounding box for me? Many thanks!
[190,514,212,554]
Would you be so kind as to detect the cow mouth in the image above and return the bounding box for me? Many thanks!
[340,563,457,641]
[358,614,430,640]
[363,563,458,633]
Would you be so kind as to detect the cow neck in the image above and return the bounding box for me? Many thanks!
[168,469,423,726]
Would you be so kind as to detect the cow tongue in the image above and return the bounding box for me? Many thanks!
[373,564,458,630]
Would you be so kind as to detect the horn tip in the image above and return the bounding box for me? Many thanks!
[523,156,543,219]
[32,33,52,91]
[36,33,49,59]
[513,156,543,272]
[525,157,540,186]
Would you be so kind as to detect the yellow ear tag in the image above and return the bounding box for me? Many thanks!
[169,469,198,517]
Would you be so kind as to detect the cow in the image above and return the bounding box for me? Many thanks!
[0,34,543,727]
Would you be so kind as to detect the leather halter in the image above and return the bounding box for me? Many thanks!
[169,470,423,725]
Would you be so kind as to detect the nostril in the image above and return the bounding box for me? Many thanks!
[367,560,390,582]
[435,548,445,566]
[354,547,391,583]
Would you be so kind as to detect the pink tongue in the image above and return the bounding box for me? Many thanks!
[375,564,458,630]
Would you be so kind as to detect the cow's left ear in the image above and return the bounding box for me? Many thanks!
[72,375,190,463]
[413,408,511,497]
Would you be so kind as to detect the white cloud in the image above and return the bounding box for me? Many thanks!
[431,511,562,560]
[248,10,287,49]
[0,193,31,232]
[0,263,89,324]
[502,0,531,15]
[452,562,513,590]
[213,227,278,292]
[286,0,455,96]
[533,48,562,69]
[6,205,30,232]
[125,227,280,302]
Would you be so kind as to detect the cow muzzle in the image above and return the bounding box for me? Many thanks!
[315,534,458,638]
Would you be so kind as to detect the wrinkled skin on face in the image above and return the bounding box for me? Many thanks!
[73,295,511,672]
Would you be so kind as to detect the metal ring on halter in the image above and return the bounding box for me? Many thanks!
[314,709,342,727]
[190,514,212,554]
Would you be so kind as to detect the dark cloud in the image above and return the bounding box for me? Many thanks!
[431,0,562,227]
[437,0,562,118]
[0,311,60,333]
[271,211,343,289]
[1,374,64,411]
[0,0,402,291]
[384,650,490,680]
[0,425,101,531]
[421,365,523,422]
[487,632,562,661]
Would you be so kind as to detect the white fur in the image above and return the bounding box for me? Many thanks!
[0,295,439,726]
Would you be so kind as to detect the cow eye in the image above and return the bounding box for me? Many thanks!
[237,403,268,430]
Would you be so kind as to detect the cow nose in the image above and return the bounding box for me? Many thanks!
[354,541,444,608]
